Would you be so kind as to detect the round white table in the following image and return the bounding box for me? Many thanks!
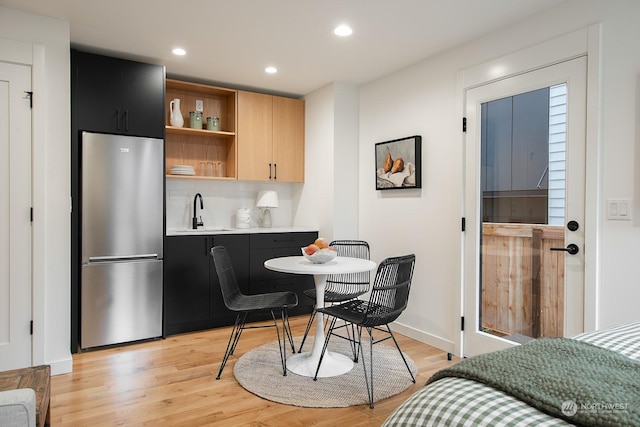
[264,255,377,377]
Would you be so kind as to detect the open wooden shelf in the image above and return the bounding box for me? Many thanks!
[165,79,237,179]
[165,174,236,181]
[166,125,235,138]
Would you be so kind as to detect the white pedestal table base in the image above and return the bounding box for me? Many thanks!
[262,256,376,378]
[287,350,354,378]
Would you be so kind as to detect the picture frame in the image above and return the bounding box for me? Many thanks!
[375,135,422,190]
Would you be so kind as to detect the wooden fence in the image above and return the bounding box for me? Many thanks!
[481,223,565,338]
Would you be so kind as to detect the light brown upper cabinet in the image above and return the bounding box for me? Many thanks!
[237,91,305,182]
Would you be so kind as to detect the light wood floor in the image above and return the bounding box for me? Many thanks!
[51,315,458,426]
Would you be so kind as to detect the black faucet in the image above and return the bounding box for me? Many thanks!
[192,193,204,229]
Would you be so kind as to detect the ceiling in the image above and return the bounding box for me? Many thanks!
[1,0,566,97]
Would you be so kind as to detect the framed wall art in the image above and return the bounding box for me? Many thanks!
[375,135,422,190]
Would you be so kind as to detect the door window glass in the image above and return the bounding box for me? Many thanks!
[479,83,567,341]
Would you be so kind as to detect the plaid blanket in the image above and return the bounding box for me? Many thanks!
[427,338,640,426]
[383,321,640,427]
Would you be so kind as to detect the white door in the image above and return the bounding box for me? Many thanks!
[463,57,587,357]
[0,61,33,370]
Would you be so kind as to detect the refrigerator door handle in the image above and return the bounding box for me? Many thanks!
[88,254,159,263]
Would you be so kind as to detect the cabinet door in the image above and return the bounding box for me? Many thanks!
[73,50,124,134]
[237,91,273,180]
[273,96,305,182]
[210,234,250,326]
[121,59,165,138]
[164,236,211,334]
[165,234,251,334]
[72,50,165,138]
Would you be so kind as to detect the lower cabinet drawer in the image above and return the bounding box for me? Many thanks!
[250,232,317,250]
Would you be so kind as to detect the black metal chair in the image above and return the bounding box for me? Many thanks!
[297,240,371,353]
[313,254,416,408]
[211,246,298,379]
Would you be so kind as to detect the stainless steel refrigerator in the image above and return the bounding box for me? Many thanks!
[81,131,164,349]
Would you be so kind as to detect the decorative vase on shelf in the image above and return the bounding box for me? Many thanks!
[169,98,184,127]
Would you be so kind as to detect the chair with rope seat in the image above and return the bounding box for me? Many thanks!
[297,240,371,353]
[211,246,298,379]
[313,254,416,408]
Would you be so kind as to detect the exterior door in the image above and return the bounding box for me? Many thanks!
[463,57,587,357]
[0,61,32,370]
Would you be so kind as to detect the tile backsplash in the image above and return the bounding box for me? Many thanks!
[166,179,295,231]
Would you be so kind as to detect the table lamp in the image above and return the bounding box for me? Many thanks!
[256,190,279,228]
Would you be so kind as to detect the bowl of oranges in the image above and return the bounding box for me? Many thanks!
[302,237,337,264]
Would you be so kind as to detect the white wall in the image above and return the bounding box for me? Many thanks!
[294,84,336,237]
[295,83,360,240]
[591,0,640,329]
[359,51,462,351]
[332,83,360,239]
[0,7,72,374]
[355,0,640,353]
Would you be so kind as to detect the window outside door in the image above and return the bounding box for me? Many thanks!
[463,57,587,357]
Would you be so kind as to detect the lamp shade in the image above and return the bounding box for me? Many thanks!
[256,190,279,208]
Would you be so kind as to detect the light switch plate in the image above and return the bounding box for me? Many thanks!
[607,198,632,220]
[195,99,203,112]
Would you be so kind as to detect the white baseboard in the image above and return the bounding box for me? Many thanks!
[48,356,73,376]
[391,321,456,355]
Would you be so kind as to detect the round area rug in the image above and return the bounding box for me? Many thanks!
[233,337,417,407]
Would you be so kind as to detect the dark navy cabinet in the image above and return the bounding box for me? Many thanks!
[164,234,249,335]
[71,50,165,138]
[163,231,316,335]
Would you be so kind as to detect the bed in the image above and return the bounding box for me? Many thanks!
[382,321,640,427]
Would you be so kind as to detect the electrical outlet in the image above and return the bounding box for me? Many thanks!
[195,99,203,112]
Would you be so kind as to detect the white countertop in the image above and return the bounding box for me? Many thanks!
[165,226,318,236]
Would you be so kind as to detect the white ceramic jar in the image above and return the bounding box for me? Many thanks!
[236,208,251,228]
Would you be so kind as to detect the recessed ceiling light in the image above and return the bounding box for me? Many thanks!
[265,66,278,74]
[172,48,186,56]
[333,24,353,37]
